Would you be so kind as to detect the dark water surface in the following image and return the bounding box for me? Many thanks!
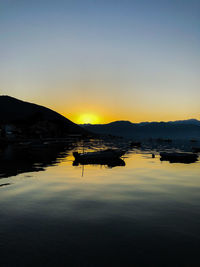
[0,144,200,266]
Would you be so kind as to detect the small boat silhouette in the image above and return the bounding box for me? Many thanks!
[73,149,126,168]
[160,152,198,163]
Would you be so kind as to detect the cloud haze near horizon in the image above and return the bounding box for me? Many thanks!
[0,0,199,123]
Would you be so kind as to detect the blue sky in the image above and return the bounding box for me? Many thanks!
[0,0,199,123]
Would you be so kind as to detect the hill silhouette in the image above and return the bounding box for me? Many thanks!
[82,120,200,140]
[0,96,87,138]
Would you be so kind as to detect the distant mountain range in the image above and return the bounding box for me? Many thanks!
[136,119,200,126]
[0,95,87,138]
[1,95,199,140]
[81,119,200,139]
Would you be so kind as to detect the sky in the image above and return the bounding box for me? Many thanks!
[0,0,199,124]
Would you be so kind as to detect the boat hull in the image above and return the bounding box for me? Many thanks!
[160,152,198,163]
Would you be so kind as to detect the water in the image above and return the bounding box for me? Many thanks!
[0,143,200,266]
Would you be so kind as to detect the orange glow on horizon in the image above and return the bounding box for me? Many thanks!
[58,107,200,125]
[75,113,100,124]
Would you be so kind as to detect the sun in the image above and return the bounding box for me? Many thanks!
[77,113,99,124]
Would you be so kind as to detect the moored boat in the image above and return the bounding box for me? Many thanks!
[160,152,198,163]
[73,149,126,161]
[73,149,126,168]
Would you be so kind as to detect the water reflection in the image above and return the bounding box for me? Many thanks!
[0,140,129,179]
[0,182,11,187]
[160,152,198,164]
[0,141,200,266]
[0,139,199,179]
[0,144,72,178]
[73,157,126,168]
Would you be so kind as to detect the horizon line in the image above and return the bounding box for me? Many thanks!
[1,95,199,125]
[79,118,200,125]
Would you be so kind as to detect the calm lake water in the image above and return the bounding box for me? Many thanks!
[0,143,200,266]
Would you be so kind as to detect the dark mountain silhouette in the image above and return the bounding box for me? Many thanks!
[82,120,200,139]
[136,119,200,126]
[167,119,200,126]
[0,95,88,138]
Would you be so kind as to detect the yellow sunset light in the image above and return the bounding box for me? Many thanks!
[77,113,100,124]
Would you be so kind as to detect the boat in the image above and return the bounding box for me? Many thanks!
[73,149,126,168]
[73,157,126,168]
[73,149,125,161]
[160,152,198,163]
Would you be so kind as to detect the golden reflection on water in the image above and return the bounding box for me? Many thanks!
[0,147,200,267]
[0,150,199,202]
